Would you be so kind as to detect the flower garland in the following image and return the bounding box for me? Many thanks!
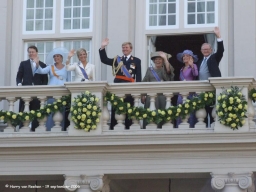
[216,86,247,130]
[70,91,101,132]
[105,91,215,124]
[0,95,71,126]
[249,88,256,102]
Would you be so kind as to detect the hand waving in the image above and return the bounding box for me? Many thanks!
[214,27,221,38]
[101,38,109,49]
[68,49,76,59]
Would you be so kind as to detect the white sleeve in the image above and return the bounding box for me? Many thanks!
[66,63,76,71]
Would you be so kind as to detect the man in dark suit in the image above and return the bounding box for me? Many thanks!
[197,27,224,126]
[16,45,48,131]
[99,38,141,129]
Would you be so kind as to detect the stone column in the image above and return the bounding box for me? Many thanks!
[64,175,109,192]
[211,172,255,192]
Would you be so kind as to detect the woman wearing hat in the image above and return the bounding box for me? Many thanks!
[176,50,199,128]
[35,47,71,131]
[65,48,95,82]
[35,47,71,85]
[141,51,174,128]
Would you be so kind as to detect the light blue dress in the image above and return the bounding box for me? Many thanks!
[35,64,71,131]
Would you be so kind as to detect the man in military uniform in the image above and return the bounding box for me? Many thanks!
[99,38,142,129]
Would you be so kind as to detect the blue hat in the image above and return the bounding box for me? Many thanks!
[46,47,69,65]
[176,50,198,63]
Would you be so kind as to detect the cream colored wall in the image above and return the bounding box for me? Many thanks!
[233,0,256,77]
[3,0,256,85]
[0,0,12,86]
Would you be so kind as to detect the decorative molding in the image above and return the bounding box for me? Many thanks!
[64,175,109,192]
[211,172,255,191]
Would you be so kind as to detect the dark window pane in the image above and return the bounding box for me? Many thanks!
[64,0,72,6]
[73,19,80,29]
[26,21,34,31]
[197,13,205,24]
[168,3,176,13]
[73,0,81,6]
[159,4,166,14]
[159,15,166,25]
[149,15,157,26]
[82,7,90,17]
[64,19,71,29]
[73,7,81,17]
[207,13,215,23]
[149,4,157,14]
[197,2,205,12]
[82,18,89,28]
[188,2,195,13]
[168,15,175,25]
[83,0,90,6]
[45,0,53,7]
[27,0,35,8]
[187,14,195,24]
[207,1,215,12]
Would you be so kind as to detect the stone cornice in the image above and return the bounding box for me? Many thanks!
[0,132,256,153]
[0,85,69,98]
[107,81,214,94]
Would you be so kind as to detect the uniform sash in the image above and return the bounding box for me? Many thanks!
[78,63,89,80]
[117,56,133,79]
[150,67,161,82]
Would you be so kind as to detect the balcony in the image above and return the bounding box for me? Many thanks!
[0,77,256,192]
[0,77,255,136]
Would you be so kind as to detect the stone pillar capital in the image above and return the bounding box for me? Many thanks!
[64,175,109,192]
[211,172,255,191]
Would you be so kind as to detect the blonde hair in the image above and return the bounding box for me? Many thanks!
[122,42,133,49]
[76,48,87,58]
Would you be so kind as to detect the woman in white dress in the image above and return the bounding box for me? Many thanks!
[66,48,95,82]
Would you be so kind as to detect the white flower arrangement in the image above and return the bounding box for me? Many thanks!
[70,91,101,132]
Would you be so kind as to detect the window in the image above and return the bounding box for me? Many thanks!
[61,0,93,32]
[24,0,55,33]
[62,40,91,81]
[185,0,218,27]
[146,0,178,29]
[25,41,54,63]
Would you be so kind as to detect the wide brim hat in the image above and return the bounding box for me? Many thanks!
[176,50,198,63]
[150,51,172,61]
[46,47,69,65]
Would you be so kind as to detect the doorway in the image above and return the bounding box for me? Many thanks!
[150,34,214,81]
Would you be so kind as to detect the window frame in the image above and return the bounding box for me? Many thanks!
[60,0,93,33]
[23,0,56,34]
[184,0,218,28]
[24,41,56,63]
[146,0,179,30]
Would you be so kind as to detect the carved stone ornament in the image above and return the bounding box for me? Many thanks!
[211,172,255,191]
[64,175,109,192]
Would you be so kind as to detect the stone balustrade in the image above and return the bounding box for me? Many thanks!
[0,77,255,136]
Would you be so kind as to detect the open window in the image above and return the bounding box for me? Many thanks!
[148,34,216,81]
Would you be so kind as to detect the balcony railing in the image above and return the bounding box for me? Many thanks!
[0,77,255,136]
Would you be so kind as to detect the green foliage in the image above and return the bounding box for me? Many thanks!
[70,91,101,132]
[216,86,247,130]
[105,91,216,125]
[0,95,71,126]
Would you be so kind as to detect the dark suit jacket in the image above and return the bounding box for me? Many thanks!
[197,41,224,78]
[16,59,48,85]
[99,48,142,83]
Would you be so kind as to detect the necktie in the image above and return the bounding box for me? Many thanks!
[201,57,207,67]
[123,56,127,64]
